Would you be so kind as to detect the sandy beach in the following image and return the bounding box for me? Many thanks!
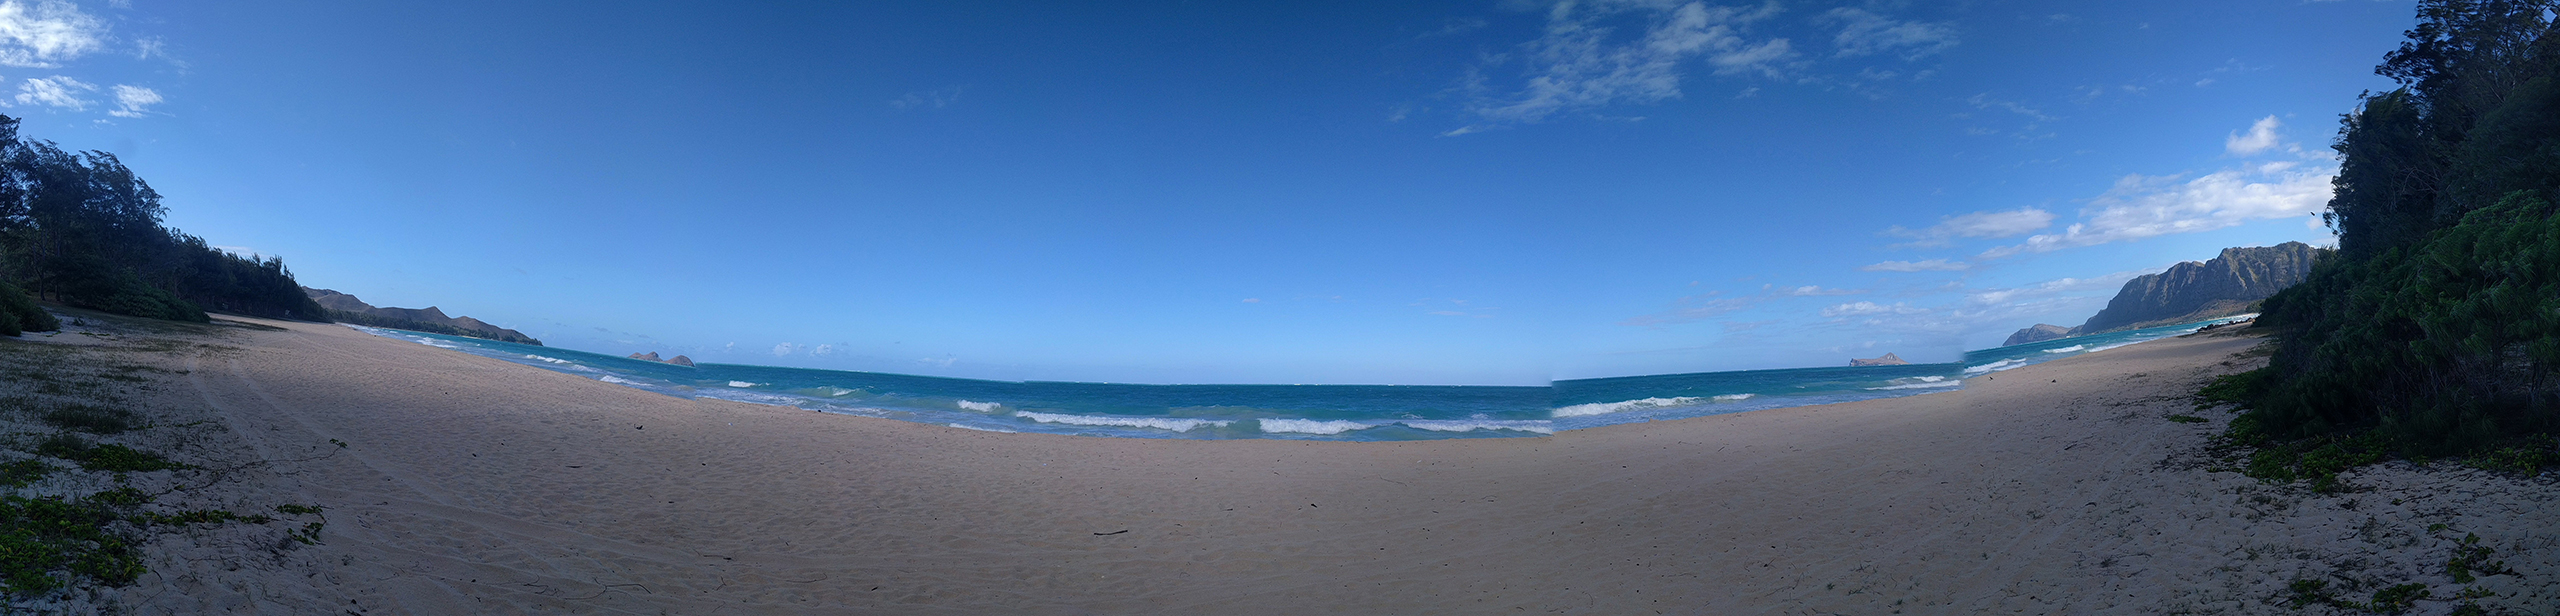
[8,315,2554,614]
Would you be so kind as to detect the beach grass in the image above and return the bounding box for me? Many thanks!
[0,310,333,606]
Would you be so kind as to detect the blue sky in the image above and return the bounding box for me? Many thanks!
[15,0,2411,384]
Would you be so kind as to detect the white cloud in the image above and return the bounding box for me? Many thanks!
[1884,207,2055,247]
[130,35,159,60]
[1861,259,1969,272]
[1821,301,1926,318]
[105,84,156,117]
[12,74,92,109]
[1821,8,1957,60]
[0,0,103,68]
[1966,93,2054,124]
[1982,164,2333,257]
[2225,115,2281,155]
[772,343,796,356]
[1462,1,1792,125]
[889,86,962,110]
[1777,285,1861,296]
[811,344,834,357]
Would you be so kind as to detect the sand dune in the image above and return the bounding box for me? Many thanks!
[32,318,2554,614]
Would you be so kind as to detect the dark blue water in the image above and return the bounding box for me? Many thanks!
[356,315,2248,440]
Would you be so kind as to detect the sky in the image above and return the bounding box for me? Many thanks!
[10,0,2417,385]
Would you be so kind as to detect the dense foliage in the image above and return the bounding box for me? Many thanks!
[0,115,325,324]
[2238,0,2560,458]
[0,280,55,336]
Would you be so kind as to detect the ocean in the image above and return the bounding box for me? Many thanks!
[353,315,2251,441]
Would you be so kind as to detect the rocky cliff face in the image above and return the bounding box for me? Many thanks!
[304,287,543,346]
[2004,324,2073,347]
[2069,242,2322,335]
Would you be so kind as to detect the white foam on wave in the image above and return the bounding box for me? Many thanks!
[524,354,572,364]
[1013,411,1232,433]
[1868,380,1964,391]
[1551,396,1706,418]
[1712,393,1756,401]
[823,387,858,397]
[1964,358,2030,375]
[957,400,1002,412]
[599,375,643,385]
[1401,419,1556,435]
[1258,418,1374,435]
[727,381,757,388]
[948,423,1017,433]
[2086,341,2141,353]
[2042,345,2087,354]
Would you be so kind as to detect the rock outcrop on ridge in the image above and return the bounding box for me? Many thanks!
[2004,324,2074,347]
[626,352,696,367]
[1850,353,1909,367]
[303,287,544,345]
[2067,242,2322,335]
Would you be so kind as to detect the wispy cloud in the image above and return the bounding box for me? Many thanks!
[105,84,156,117]
[0,0,104,68]
[1459,1,1792,127]
[1861,258,1969,272]
[1966,93,2053,124]
[1884,207,2055,247]
[1776,284,1861,296]
[889,86,963,110]
[1820,8,1956,60]
[1820,301,1925,318]
[12,74,93,109]
[2225,115,2282,155]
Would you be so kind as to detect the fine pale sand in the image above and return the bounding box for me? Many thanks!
[50,318,2560,614]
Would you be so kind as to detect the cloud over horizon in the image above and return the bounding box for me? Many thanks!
[1981,164,2331,257]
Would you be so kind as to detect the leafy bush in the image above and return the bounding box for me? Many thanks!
[0,280,54,336]
[32,435,191,473]
[2249,192,2559,456]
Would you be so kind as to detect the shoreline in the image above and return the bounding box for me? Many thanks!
[9,313,2553,613]
[339,315,2245,442]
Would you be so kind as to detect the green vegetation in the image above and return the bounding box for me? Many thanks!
[0,115,327,324]
[0,335,334,605]
[2219,0,2560,480]
[33,435,191,473]
[0,280,53,336]
[41,403,138,435]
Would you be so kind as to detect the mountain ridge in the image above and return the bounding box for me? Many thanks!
[2004,242,2323,346]
[303,287,543,346]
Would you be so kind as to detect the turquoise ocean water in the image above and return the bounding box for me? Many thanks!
[353,315,2251,441]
